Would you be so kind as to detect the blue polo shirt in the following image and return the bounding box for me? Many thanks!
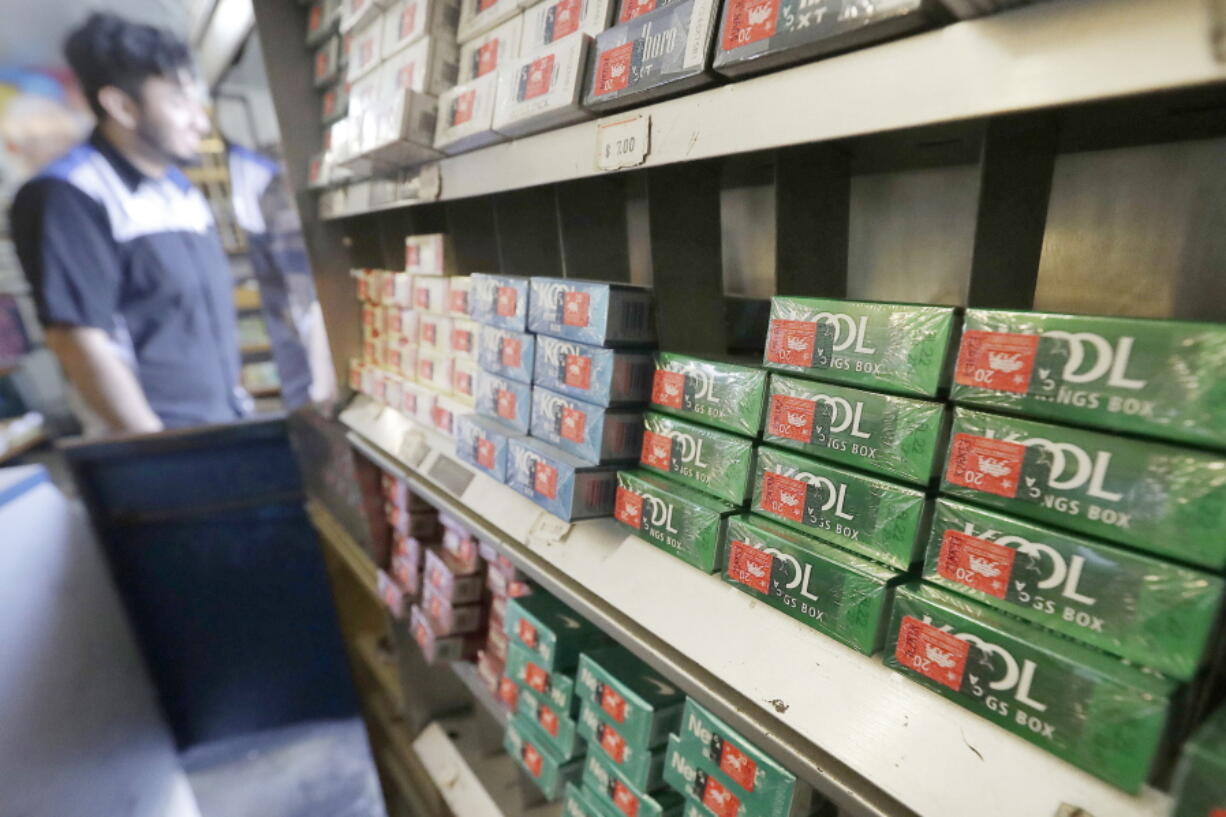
[11,131,245,428]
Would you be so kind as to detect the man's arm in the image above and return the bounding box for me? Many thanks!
[44,326,163,434]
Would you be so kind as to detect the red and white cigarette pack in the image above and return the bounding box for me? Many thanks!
[519,0,611,51]
[418,313,453,353]
[451,358,479,407]
[381,34,461,97]
[440,515,483,572]
[422,583,486,634]
[457,0,522,43]
[359,90,443,166]
[382,0,461,57]
[405,233,455,276]
[456,15,522,83]
[434,73,506,154]
[424,547,485,603]
[492,35,592,137]
[411,604,482,662]
[346,16,384,82]
[446,276,473,318]
[413,274,451,315]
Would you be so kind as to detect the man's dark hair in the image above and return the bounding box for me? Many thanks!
[64,12,194,119]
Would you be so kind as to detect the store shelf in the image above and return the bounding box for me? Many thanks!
[320,0,1226,220]
[340,395,1173,817]
[449,660,509,731]
[357,633,407,715]
[307,497,380,601]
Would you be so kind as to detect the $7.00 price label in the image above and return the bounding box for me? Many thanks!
[596,114,650,171]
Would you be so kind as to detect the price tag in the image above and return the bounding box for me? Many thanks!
[596,114,650,171]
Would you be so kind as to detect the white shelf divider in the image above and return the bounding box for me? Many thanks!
[341,395,1173,817]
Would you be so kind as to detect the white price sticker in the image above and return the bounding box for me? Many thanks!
[596,114,650,171]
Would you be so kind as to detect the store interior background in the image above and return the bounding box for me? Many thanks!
[3,1,1226,816]
[0,2,383,817]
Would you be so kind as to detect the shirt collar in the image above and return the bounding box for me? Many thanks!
[88,129,172,193]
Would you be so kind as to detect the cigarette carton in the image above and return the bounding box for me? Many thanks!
[421,583,485,634]
[455,413,519,481]
[404,233,454,276]
[358,90,443,166]
[416,349,453,392]
[923,499,1224,680]
[457,15,522,83]
[320,79,349,124]
[446,276,472,317]
[450,317,480,360]
[476,369,532,432]
[520,0,615,53]
[535,335,655,406]
[650,354,767,438]
[583,0,720,112]
[763,297,959,398]
[942,408,1226,569]
[951,309,1226,450]
[714,0,944,79]
[440,514,482,571]
[1172,703,1226,817]
[434,74,507,154]
[675,698,799,815]
[385,502,441,538]
[764,374,947,486]
[391,550,421,596]
[471,273,531,331]
[663,735,757,817]
[507,436,620,521]
[640,412,754,505]
[752,445,928,570]
[722,514,901,655]
[342,0,384,32]
[458,0,522,42]
[615,469,738,572]
[382,0,460,57]
[576,645,684,749]
[584,750,685,817]
[307,0,342,46]
[493,36,593,137]
[381,33,460,97]
[506,640,580,714]
[425,547,484,603]
[505,714,586,800]
[419,311,453,354]
[532,386,643,464]
[411,604,482,661]
[577,701,666,790]
[347,17,384,82]
[529,277,656,347]
[884,582,1176,793]
[518,685,585,760]
[615,0,686,23]
[413,274,450,315]
[505,593,610,671]
[451,357,479,405]
[314,35,342,86]
[478,325,536,384]
[430,395,467,436]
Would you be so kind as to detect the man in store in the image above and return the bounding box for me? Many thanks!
[11,12,248,433]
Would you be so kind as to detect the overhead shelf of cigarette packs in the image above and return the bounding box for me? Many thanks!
[339,395,1173,817]
[321,0,1226,219]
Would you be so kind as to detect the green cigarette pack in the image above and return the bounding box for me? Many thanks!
[884,582,1176,793]
[506,640,579,716]
[583,750,685,817]
[615,470,739,572]
[675,698,802,816]
[505,714,585,801]
[640,411,756,504]
[505,593,612,671]
[518,683,585,760]
[564,782,607,817]
[577,700,667,790]
[663,735,763,817]
[576,645,685,749]
[763,297,959,398]
[951,309,1226,450]
[923,499,1224,680]
[651,354,768,437]
[751,445,929,570]
[1172,703,1226,817]
[722,515,901,655]
[941,408,1226,569]
[764,374,947,486]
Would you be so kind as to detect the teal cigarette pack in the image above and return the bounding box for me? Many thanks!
[576,645,685,749]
